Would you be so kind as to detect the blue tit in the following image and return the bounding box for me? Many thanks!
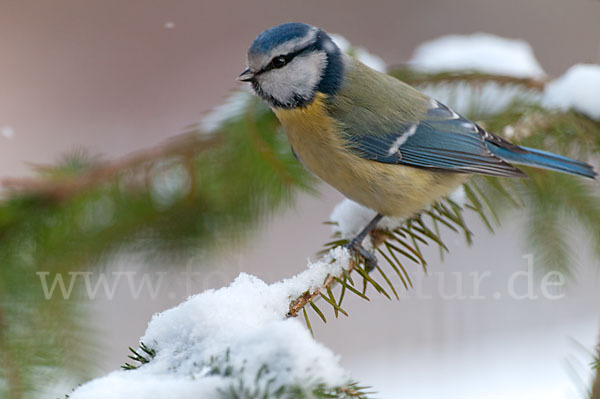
[238,22,596,268]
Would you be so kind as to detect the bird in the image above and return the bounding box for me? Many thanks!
[238,22,596,269]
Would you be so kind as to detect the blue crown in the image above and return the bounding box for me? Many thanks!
[249,22,313,55]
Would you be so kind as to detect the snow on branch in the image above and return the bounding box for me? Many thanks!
[69,248,369,399]
[409,33,546,78]
[542,64,600,121]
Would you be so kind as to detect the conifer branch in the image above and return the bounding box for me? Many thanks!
[1,132,222,201]
[592,342,600,399]
[287,264,355,319]
[287,191,492,324]
[389,67,548,91]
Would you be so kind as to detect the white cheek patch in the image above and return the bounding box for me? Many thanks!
[259,51,328,106]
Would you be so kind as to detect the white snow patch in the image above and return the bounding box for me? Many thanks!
[200,89,254,133]
[69,248,352,399]
[503,125,516,139]
[408,33,545,115]
[330,199,404,241]
[272,246,351,300]
[331,34,387,73]
[330,188,467,243]
[149,160,191,209]
[542,63,600,121]
[330,34,351,53]
[1,126,15,139]
[69,373,222,399]
[410,33,545,78]
[448,185,467,206]
[353,47,387,73]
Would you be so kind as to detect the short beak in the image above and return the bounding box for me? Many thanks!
[237,68,255,82]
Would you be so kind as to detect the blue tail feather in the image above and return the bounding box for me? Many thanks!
[486,143,597,179]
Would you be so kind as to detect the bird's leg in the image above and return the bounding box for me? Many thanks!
[345,213,383,272]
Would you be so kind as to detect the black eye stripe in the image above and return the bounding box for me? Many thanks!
[258,45,315,74]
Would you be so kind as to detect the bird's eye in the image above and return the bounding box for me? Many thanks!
[271,56,287,69]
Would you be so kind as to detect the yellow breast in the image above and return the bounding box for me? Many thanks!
[273,93,340,151]
[273,93,468,217]
[274,93,352,188]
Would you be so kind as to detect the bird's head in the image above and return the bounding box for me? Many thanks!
[239,23,344,109]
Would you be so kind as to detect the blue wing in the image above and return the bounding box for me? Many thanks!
[346,99,526,177]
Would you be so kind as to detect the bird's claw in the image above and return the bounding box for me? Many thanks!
[345,240,378,272]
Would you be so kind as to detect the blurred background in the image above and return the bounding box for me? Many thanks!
[1,0,600,398]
